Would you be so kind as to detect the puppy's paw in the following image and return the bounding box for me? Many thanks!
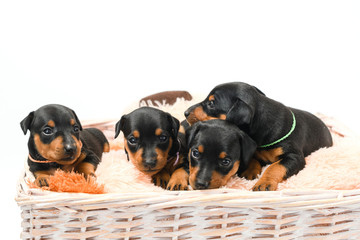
[35,176,50,187]
[240,168,261,180]
[166,168,189,191]
[152,170,171,189]
[84,172,96,180]
[252,178,278,191]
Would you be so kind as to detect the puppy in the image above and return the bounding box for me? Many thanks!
[21,104,110,187]
[115,107,189,190]
[187,119,257,190]
[185,82,333,191]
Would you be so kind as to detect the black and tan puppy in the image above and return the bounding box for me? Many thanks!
[115,107,189,190]
[185,82,333,191]
[21,104,110,187]
[187,119,257,190]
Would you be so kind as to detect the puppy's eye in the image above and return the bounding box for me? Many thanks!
[192,149,200,159]
[43,127,53,135]
[207,100,215,109]
[220,158,231,167]
[159,135,168,142]
[73,125,80,132]
[128,136,138,145]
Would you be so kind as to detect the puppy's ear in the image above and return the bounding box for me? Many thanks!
[166,113,180,139]
[115,114,127,139]
[237,130,257,167]
[20,111,34,135]
[71,110,83,131]
[226,98,254,127]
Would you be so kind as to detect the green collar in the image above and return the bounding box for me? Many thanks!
[259,110,296,148]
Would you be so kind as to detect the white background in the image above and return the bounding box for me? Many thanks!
[1,1,359,238]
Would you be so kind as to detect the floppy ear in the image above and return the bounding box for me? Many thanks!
[20,111,34,135]
[237,130,257,167]
[115,114,127,139]
[166,113,180,139]
[226,98,254,127]
[71,110,83,131]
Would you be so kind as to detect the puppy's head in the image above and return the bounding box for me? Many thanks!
[186,119,257,190]
[184,82,265,129]
[20,104,83,165]
[115,107,180,176]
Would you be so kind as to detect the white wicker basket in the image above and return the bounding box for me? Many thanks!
[16,178,360,239]
[16,110,360,239]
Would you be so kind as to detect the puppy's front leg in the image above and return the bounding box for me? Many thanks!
[152,169,171,189]
[75,152,99,179]
[167,167,189,191]
[252,151,305,191]
[75,162,97,179]
[34,170,56,187]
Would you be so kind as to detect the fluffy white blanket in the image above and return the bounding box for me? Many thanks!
[94,96,360,193]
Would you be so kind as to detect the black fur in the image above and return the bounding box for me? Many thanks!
[185,82,333,191]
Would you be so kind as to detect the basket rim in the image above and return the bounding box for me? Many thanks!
[16,178,360,210]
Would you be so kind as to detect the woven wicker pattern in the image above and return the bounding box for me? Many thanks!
[17,169,360,240]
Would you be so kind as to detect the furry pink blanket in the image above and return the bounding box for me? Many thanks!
[93,98,360,193]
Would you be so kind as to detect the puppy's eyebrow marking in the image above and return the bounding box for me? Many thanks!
[70,119,76,125]
[47,120,55,127]
[198,145,204,153]
[219,152,227,159]
[209,95,215,101]
[155,128,162,136]
[133,130,140,138]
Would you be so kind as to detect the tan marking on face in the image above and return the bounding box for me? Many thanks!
[133,130,140,138]
[154,138,173,171]
[219,152,226,159]
[124,140,144,171]
[198,145,204,153]
[34,134,63,162]
[187,105,227,125]
[47,120,55,127]
[208,95,215,101]
[189,165,199,190]
[70,119,76,125]
[194,106,210,121]
[209,161,239,189]
[34,134,82,165]
[72,135,82,156]
[155,128,162,136]
[255,147,284,164]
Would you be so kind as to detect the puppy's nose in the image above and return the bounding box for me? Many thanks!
[184,110,190,118]
[195,180,209,190]
[64,144,76,154]
[143,159,157,168]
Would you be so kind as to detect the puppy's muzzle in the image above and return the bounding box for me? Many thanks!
[194,179,209,190]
